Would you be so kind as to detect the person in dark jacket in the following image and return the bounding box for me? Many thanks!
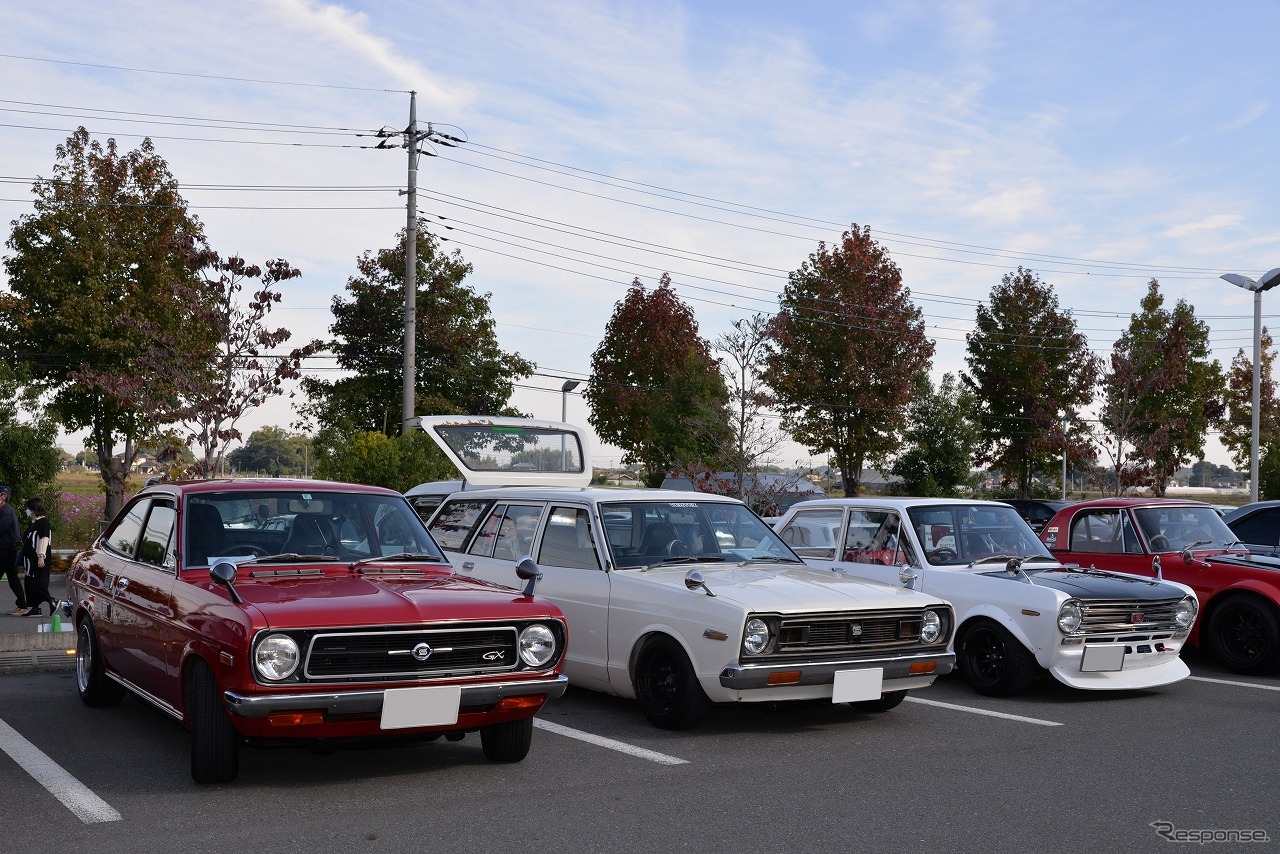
[19,497,54,617]
[0,486,24,615]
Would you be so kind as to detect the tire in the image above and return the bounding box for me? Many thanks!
[633,635,712,729]
[480,717,533,762]
[188,659,240,784]
[956,619,1040,696]
[847,689,908,713]
[75,618,125,707]
[1208,595,1280,675]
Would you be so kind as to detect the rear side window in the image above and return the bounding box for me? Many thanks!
[1228,509,1280,548]
[429,500,493,551]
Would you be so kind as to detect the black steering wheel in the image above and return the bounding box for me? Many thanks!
[927,547,959,564]
[666,539,690,556]
[224,544,271,558]
[1150,535,1170,552]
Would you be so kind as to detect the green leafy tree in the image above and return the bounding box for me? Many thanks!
[1,128,206,519]
[0,365,62,507]
[586,274,730,488]
[1217,328,1278,472]
[301,222,533,436]
[228,426,313,477]
[764,225,934,496]
[1105,280,1223,496]
[1259,435,1280,500]
[313,430,456,493]
[964,267,1099,499]
[890,374,980,496]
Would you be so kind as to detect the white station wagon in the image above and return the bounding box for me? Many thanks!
[413,417,957,729]
[774,498,1199,696]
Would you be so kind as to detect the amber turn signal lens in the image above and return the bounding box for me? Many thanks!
[267,711,325,727]
[766,671,802,685]
[495,694,547,711]
[909,661,937,675]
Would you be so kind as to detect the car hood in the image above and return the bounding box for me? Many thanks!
[1026,568,1186,601]
[208,570,560,628]
[1202,552,1280,573]
[638,561,945,613]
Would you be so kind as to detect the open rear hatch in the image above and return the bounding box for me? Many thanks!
[409,416,594,488]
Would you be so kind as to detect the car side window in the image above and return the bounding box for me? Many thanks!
[778,509,842,559]
[1069,510,1124,554]
[537,506,600,570]
[104,499,150,560]
[429,500,493,552]
[1230,510,1279,547]
[138,503,177,571]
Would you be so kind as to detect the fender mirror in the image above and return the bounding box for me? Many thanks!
[684,568,716,597]
[210,561,243,604]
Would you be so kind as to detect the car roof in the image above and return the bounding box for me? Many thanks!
[1051,497,1212,510]
[139,478,402,498]
[783,497,1017,512]
[1221,500,1280,523]
[435,486,747,505]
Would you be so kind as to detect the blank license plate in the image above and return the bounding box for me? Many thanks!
[380,686,462,729]
[1080,644,1127,672]
[832,668,884,703]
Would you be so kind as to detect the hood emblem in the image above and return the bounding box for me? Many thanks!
[482,650,506,661]
[411,642,433,661]
[849,622,863,638]
[1131,612,1146,623]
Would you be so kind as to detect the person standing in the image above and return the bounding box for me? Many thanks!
[0,486,24,615]
[19,497,54,618]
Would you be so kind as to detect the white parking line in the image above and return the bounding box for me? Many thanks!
[533,719,689,765]
[905,697,1064,727]
[0,716,122,823]
[1189,675,1280,692]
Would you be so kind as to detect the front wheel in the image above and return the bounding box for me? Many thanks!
[76,618,125,707]
[633,636,712,729]
[847,690,907,712]
[1208,595,1280,675]
[480,717,533,762]
[188,660,240,784]
[956,619,1040,696]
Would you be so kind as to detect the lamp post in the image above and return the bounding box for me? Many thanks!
[560,380,581,471]
[1220,268,1280,502]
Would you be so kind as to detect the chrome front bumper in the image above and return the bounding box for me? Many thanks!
[719,652,955,690]
[224,675,569,719]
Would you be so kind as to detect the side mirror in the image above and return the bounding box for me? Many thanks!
[210,560,244,604]
[899,566,918,589]
[1152,554,1163,581]
[515,555,542,597]
[684,568,716,597]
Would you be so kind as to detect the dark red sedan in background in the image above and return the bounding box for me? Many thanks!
[1040,497,1280,675]
[67,479,568,783]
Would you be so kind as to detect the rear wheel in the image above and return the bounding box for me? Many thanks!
[1208,595,1280,675]
[634,635,712,729]
[76,618,125,707]
[956,619,1039,696]
[480,717,533,762]
[188,659,240,784]
[847,690,907,712]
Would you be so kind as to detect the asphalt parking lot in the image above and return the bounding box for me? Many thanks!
[1,645,1275,854]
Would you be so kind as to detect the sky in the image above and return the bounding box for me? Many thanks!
[2,0,1279,472]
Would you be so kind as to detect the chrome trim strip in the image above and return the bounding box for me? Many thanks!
[105,672,184,721]
[224,674,569,719]
[719,652,956,689]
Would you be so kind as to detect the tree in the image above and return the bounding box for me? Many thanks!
[301,222,533,436]
[586,274,730,487]
[228,426,313,477]
[964,267,1099,499]
[890,374,980,496]
[313,430,456,493]
[764,225,934,496]
[1,128,205,519]
[0,365,62,507]
[1217,328,1278,473]
[714,314,787,499]
[1104,280,1223,496]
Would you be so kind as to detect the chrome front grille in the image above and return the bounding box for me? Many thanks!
[304,626,519,680]
[1079,598,1184,641]
[755,608,950,663]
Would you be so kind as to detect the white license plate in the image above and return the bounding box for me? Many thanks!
[1080,644,1127,672]
[832,668,884,703]
[380,686,462,730]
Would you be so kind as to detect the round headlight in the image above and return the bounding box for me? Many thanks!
[1058,599,1084,634]
[743,618,771,655]
[920,610,942,644]
[518,624,557,668]
[1174,596,1198,629]
[254,633,299,681]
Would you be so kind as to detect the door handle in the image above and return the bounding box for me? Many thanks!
[461,562,475,571]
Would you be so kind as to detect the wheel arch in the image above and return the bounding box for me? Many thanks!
[956,606,1040,661]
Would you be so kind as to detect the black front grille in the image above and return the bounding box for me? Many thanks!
[304,627,519,679]
[760,608,950,662]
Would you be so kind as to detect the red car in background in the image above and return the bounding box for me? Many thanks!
[66,479,568,783]
[1041,497,1280,675]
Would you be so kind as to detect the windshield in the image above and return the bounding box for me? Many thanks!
[599,500,800,568]
[183,490,445,567]
[907,504,1053,566]
[1132,505,1237,553]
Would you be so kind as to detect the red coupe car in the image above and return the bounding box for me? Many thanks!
[1041,497,1280,674]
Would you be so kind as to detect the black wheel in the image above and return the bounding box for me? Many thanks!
[927,548,958,564]
[847,689,907,712]
[76,618,125,707]
[188,659,240,784]
[1208,595,1280,675]
[633,635,712,729]
[956,619,1040,696]
[480,717,533,762]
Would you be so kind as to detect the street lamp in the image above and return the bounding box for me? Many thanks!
[1220,268,1280,502]
[560,380,581,471]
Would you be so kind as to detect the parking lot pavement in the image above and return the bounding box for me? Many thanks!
[2,657,1276,854]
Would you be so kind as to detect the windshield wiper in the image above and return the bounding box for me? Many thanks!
[739,555,803,565]
[349,552,440,571]
[232,553,340,566]
[641,555,727,570]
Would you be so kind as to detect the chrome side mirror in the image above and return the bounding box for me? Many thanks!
[684,568,716,597]
[899,566,918,589]
[515,555,542,597]
[1152,554,1163,581]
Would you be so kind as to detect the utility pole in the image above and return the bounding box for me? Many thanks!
[401,91,420,434]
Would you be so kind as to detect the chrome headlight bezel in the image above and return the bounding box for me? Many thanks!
[254,633,300,681]
[920,610,942,644]
[1057,599,1084,635]
[1174,596,1198,629]
[518,624,557,668]
[742,617,771,656]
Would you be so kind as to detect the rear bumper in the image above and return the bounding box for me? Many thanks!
[719,651,955,690]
